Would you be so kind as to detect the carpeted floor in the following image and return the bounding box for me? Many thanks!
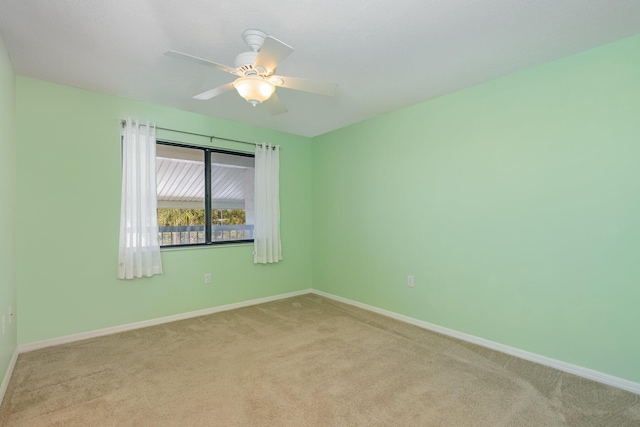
[0,294,638,426]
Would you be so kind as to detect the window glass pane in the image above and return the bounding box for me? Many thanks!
[156,145,205,246]
[210,152,255,242]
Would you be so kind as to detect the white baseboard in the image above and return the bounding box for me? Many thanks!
[0,348,19,407]
[311,289,640,395]
[15,287,640,396]
[18,289,312,353]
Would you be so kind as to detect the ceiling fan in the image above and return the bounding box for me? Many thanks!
[166,29,338,115]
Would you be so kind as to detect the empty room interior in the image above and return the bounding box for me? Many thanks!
[1,1,639,425]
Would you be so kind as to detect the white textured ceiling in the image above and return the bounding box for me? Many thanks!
[0,0,639,137]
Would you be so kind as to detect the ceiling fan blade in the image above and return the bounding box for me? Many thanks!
[264,92,289,116]
[193,82,235,100]
[165,50,237,75]
[272,76,337,97]
[264,92,288,115]
[254,36,293,73]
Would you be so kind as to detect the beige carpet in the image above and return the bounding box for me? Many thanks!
[0,295,638,426]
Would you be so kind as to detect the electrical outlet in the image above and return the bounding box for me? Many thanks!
[204,273,212,284]
[407,275,415,288]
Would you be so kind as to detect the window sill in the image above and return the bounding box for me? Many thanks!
[160,241,253,252]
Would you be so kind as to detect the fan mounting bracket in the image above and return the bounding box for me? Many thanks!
[242,29,267,52]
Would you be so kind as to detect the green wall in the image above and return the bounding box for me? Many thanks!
[312,35,640,383]
[16,77,313,344]
[0,35,17,386]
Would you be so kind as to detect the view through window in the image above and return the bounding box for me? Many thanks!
[156,142,255,247]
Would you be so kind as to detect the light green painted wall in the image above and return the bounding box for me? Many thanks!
[16,77,312,344]
[0,35,17,385]
[312,35,640,383]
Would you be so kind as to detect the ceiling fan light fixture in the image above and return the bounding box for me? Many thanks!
[233,75,275,106]
[168,29,336,115]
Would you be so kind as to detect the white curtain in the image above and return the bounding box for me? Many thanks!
[118,119,163,279]
[254,143,282,263]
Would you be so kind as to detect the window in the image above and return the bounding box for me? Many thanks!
[156,142,255,247]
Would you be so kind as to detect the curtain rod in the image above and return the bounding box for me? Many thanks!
[119,119,274,149]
